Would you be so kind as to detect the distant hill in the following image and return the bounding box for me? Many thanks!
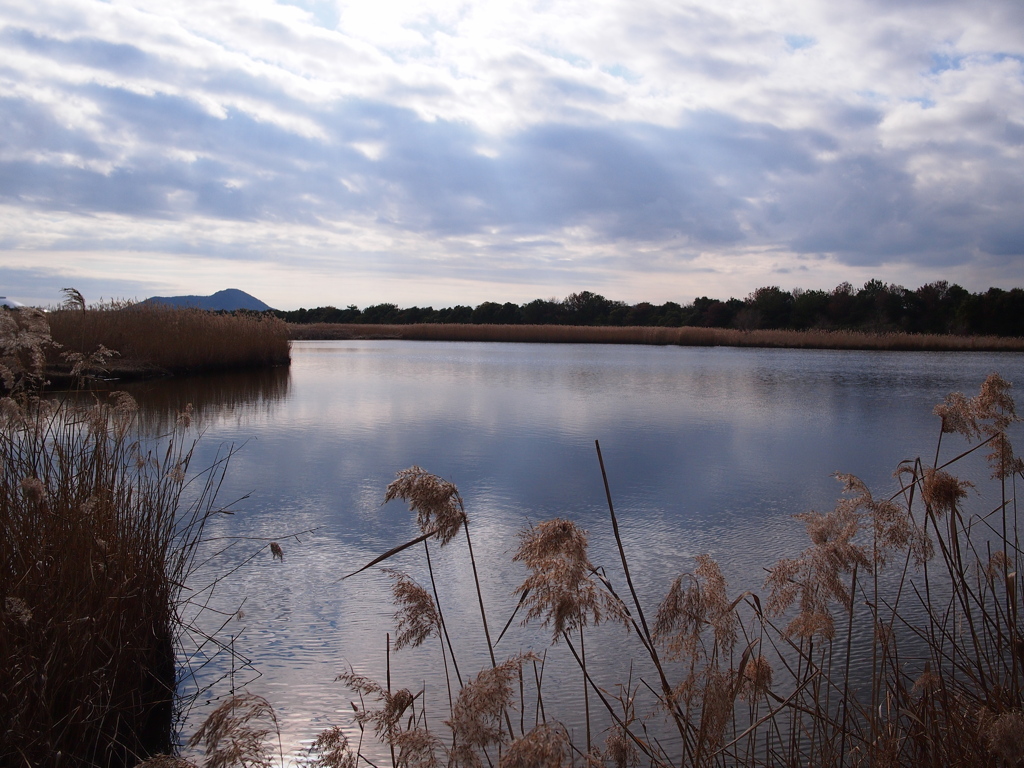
[143,289,274,312]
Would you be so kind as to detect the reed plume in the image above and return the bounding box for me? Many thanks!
[765,490,872,640]
[602,724,641,768]
[984,710,1024,765]
[740,654,774,702]
[384,466,466,545]
[654,554,737,658]
[934,372,1024,477]
[392,727,443,768]
[185,693,280,768]
[336,671,416,745]
[306,726,358,768]
[920,468,972,517]
[499,723,570,768]
[384,568,441,650]
[512,518,623,641]
[446,655,528,768]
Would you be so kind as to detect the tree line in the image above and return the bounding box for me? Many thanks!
[274,281,1024,337]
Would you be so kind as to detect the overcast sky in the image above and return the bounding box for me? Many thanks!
[1,0,1022,309]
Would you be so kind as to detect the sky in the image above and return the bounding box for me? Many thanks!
[1,0,1022,310]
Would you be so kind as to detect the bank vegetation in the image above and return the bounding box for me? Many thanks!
[44,290,289,383]
[289,321,1024,352]
[279,281,1024,338]
[0,306,234,766]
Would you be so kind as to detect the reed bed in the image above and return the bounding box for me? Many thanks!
[288,322,1024,351]
[47,303,290,381]
[162,372,1024,768]
[0,308,234,767]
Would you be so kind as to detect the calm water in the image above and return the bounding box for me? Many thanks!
[121,341,1024,760]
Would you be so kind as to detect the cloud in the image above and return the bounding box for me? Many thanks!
[0,0,1022,308]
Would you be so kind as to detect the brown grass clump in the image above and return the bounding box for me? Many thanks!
[45,300,289,382]
[0,307,53,389]
[1,309,234,767]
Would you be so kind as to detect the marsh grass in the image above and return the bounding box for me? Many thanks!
[146,373,1023,768]
[288,322,1024,351]
[47,302,290,381]
[0,308,241,767]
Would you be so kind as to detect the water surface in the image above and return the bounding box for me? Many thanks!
[120,341,1024,760]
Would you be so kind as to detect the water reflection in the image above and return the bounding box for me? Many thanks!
[125,342,1024,762]
[114,365,290,434]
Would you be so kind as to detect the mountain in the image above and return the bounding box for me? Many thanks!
[143,288,274,312]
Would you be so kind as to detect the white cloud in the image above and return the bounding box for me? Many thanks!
[0,0,1021,308]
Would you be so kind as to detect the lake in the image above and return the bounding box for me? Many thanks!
[119,340,1024,761]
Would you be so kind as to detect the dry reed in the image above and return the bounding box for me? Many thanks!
[45,301,289,381]
[288,322,1024,351]
[0,309,234,767]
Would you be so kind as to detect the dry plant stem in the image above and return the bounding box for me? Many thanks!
[561,632,658,764]
[462,521,497,669]
[533,653,547,727]
[386,633,397,768]
[580,625,591,753]
[460,518,516,744]
[595,439,692,765]
[423,539,463,689]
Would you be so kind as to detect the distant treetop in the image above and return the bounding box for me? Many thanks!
[275,281,1024,338]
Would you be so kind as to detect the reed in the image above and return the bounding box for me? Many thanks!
[46,302,290,381]
[147,373,1023,768]
[288,322,1024,351]
[0,308,233,767]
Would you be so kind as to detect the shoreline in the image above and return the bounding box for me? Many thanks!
[288,322,1024,352]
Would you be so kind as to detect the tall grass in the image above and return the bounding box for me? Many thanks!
[151,372,1024,767]
[288,322,1024,351]
[0,308,233,767]
[47,303,290,380]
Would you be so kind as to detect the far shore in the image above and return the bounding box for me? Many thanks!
[288,322,1024,352]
